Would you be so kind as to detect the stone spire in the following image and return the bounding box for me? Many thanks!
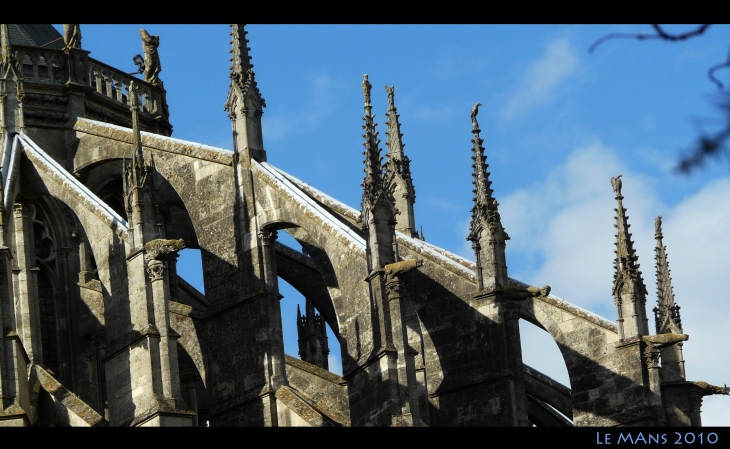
[383,85,417,238]
[466,102,509,292]
[361,74,383,208]
[610,175,649,340]
[230,24,253,77]
[653,216,682,334]
[225,24,266,161]
[297,301,330,370]
[360,74,398,271]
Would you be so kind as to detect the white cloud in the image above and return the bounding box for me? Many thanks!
[501,37,579,121]
[500,142,730,425]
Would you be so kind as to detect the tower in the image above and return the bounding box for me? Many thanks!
[297,301,329,370]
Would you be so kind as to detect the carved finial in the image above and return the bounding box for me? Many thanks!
[611,174,623,198]
[63,24,82,50]
[655,215,663,239]
[140,29,161,85]
[385,85,395,110]
[471,102,482,130]
[362,74,372,106]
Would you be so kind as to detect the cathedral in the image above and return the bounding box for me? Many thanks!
[0,24,726,427]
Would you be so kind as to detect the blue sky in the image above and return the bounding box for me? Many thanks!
[58,25,730,425]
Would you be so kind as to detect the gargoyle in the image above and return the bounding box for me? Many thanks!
[144,238,185,262]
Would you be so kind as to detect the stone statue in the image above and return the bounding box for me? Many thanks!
[385,85,395,108]
[362,74,371,105]
[471,102,482,130]
[611,174,622,197]
[63,24,82,50]
[140,29,161,85]
[655,215,662,236]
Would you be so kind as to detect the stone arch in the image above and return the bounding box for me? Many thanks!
[251,165,372,373]
[73,122,237,264]
[518,295,620,393]
[259,220,340,337]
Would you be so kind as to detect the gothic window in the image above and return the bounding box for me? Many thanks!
[32,202,59,374]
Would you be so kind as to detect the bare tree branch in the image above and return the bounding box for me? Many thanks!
[651,24,711,41]
[708,42,730,89]
[590,24,711,53]
[676,93,730,173]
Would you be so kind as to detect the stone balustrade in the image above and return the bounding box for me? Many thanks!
[86,57,165,118]
[14,46,167,121]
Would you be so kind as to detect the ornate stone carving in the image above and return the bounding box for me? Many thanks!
[690,381,730,396]
[23,109,69,128]
[84,102,133,128]
[503,284,551,300]
[258,229,277,247]
[146,259,165,282]
[502,301,521,321]
[144,238,185,263]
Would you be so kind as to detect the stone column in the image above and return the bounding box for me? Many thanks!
[502,300,529,427]
[383,259,427,426]
[644,343,665,426]
[12,202,43,365]
[144,239,189,415]
[182,375,199,427]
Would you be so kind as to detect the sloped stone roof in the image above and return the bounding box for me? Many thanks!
[8,24,64,49]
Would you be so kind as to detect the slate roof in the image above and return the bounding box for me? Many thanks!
[8,24,64,49]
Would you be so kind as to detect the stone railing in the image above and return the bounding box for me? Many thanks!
[15,45,66,84]
[86,57,166,119]
[13,46,167,120]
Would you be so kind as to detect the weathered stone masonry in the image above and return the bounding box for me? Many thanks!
[0,24,726,426]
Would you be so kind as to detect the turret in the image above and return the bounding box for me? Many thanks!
[297,301,330,370]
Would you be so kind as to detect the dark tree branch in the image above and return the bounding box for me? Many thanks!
[590,24,711,53]
[676,93,730,173]
[591,24,730,175]
[708,43,730,89]
[650,24,711,41]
